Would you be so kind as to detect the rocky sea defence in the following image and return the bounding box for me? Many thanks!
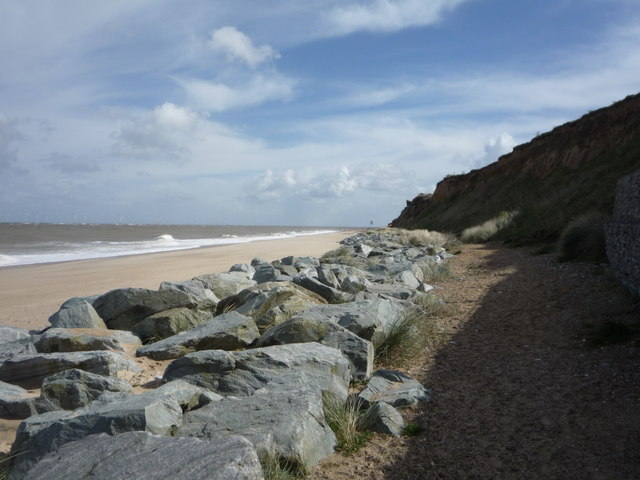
[0,230,450,479]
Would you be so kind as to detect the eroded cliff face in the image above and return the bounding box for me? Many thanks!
[391,93,640,241]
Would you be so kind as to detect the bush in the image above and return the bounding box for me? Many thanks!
[557,212,608,262]
[460,211,518,243]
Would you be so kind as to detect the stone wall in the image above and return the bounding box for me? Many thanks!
[605,169,640,297]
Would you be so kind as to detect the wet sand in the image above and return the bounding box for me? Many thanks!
[0,231,353,330]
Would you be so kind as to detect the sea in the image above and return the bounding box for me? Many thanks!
[0,223,341,268]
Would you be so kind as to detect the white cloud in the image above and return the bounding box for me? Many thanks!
[208,26,280,68]
[181,74,296,112]
[474,133,516,169]
[325,0,468,35]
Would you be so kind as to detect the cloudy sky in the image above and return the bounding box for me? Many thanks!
[1,0,638,227]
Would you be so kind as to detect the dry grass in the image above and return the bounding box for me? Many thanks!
[556,211,608,262]
[323,393,370,455]
[460,210,518,243]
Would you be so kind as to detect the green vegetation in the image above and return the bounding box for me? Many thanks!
[420,262,453,283]
[323,393,370,455]
[261,455,306,480]
[460,211,518,243]
[320,246,360,267]
[403,422,424,436]
[556,212,608,262]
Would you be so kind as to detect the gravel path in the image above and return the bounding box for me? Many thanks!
[314,243,640,479]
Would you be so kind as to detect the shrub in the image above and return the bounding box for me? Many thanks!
[556,212,608,262]
[420,262,453,283]
[460,210,518,243]
[323,393,370,454]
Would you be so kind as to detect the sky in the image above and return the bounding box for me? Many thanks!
[0,0,638,227]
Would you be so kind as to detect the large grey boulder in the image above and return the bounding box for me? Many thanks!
[287,298,407,344]
[93,287,196,331]
[252,264,280,283]
[358,369,431,408]
[0,339,37,363]
[0,351,140,387]
[358,401,405,437]
[292,271,350,303]
[257,317,373,381]
[178,386,335,471]
[191,272,257,300]
[217,282,325,332]
[0,326,32,345]
[98,380,222,412]
[39,368,132,411]
[0,380,38,419]
[22,432,263,480]
[163,343,350,401]
[136,312,259,361]
[9,395,183,479]
[159,279,220,307]
[34,328,141,353]
[316,264,374,294]
[48,297,106,329]
[132,307,215,341]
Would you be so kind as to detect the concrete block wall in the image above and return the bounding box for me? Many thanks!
[605,169,640,297]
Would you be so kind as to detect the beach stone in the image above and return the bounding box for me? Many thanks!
[163,343,350,401]
[293,256,320,270]
[396,270,421,289]
[358,401,405,437]
[97,379,222,412]
[178,386,335,470]
[252,264,280,283]
[159,280,220,307]
[229,263,256,276]
[34,328,141,353]
[136,312,259,360]
[257,317,373,381]
[22,432,263,480]
[292,271,350,303]
[39,368,132,411]
[191,272,257,300]
[132,307,215,341]
[0,339,37,363]
[8,395,183,479]
[48,297,106,329]
[93,287,197,331]
[250,257,269,267]
[356,243,373,257]
[0,380,38,419]
[0,351,141,387]
[216,282,325,333]
[287,298,407,344]
[365,283,415,300]
[0,326,32,345]
[358,369,431,408]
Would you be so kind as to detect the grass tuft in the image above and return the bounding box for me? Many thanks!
[323,393,370,455]
[420,262,453,283]
[261,455,306,480]
[403,422,424,436]
[556,211,608,263]
[460,210,518,243]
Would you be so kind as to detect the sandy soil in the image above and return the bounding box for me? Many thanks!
[0,231,353,331]
[314,243,640,479]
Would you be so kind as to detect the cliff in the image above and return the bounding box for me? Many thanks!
[391,93,640,244]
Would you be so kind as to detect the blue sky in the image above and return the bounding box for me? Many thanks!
[1,0,638,227]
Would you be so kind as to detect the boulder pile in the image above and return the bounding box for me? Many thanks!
[0,230,451,479]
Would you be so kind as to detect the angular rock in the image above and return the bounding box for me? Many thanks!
[40,368,132,411]
[178,386,335,470]
[229,263,256,277]
[257,317,373,381]
[93,287,196,331]
[292,271,350,303]
[136,312,259,360]
[8,395,183,479]
[0,351,141,387]
[0,380,38,419]
[163,343,350,401]
[252,264,280,283]
[287,298,407,344]
[22,432,263,480]
[250,257,269,267]
[365,283,415,300]
[192,272,257,300]
[396,270,421,289]
[216,282,325,332]
[159,280,220,306]
[358,369,431,408]
[34,328,141,353]
[48,297,106,329]
[355,243,373,257]
[132,307,215,341]
[0,339,37,363]
[0,326,32,345]
[293,256,320,270]
[358,401,405,437]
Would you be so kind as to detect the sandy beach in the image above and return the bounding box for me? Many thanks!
[0,231,354,331]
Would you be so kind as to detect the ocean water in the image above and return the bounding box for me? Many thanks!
[0,223,339,268]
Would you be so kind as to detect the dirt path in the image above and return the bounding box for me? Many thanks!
[315,243,640,479]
